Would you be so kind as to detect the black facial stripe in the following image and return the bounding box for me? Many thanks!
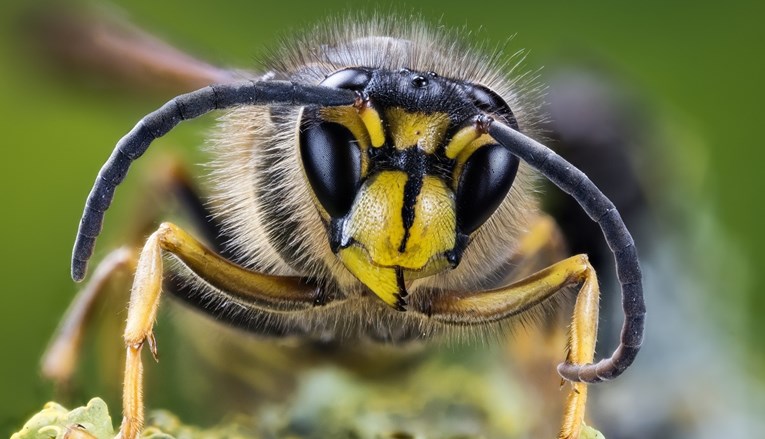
[366,145,429,254]
[363,144,446,253]
[367,145,454,183]
[399,171,424,252]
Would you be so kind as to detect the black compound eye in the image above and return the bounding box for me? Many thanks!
[465,84,518,128]
[456,144,519,234]
[299,116,361,218]
[321,68,372,90]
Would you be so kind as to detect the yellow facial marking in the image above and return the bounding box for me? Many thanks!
[339,171,457,307]
[343,171,456,270]
[384,108,450,153]
[451,133,496,189]
[357,104,386,147]
[338,171,456,305]
[344,171,407,264]
[337,245,402,307]
[444,123,482,159]
[404,176,457,264]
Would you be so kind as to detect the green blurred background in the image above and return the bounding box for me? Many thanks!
[0,0,762,437]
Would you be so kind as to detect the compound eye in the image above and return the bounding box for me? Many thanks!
[299,117,361,218]
[321,68,372,90]
[465,84,518,128]
[456,143,519,234]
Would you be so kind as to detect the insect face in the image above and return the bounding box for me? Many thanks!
[300,67,521,307]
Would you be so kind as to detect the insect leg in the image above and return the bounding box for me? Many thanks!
[560,265,599,439]
[423,255,599,439]
[492,214,572,438]
[42,247,137,387]
[43,158,227,390]
[119,222,327,439]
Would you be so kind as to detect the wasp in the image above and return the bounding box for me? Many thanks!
[39,12,645,439]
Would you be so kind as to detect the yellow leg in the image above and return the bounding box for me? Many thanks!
[426,254,600,439]
[43,157,215,390]
[42,247,137,387]
[117,222,326,439]
[560,264,598,439]
[499,214,571,438]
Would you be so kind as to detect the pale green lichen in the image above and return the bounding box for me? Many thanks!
[12,397,606,439]
[581,423,606,439]
[11,398,114,439]
[10,399,254,439]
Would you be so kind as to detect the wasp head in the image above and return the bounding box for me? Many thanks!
[299,68,520,309]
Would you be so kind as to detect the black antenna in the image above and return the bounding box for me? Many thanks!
[71,80,356,281]
[485,116,645,384]
[70,79,644,384]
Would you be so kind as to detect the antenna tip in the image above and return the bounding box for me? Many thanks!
[71,261,87,282]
